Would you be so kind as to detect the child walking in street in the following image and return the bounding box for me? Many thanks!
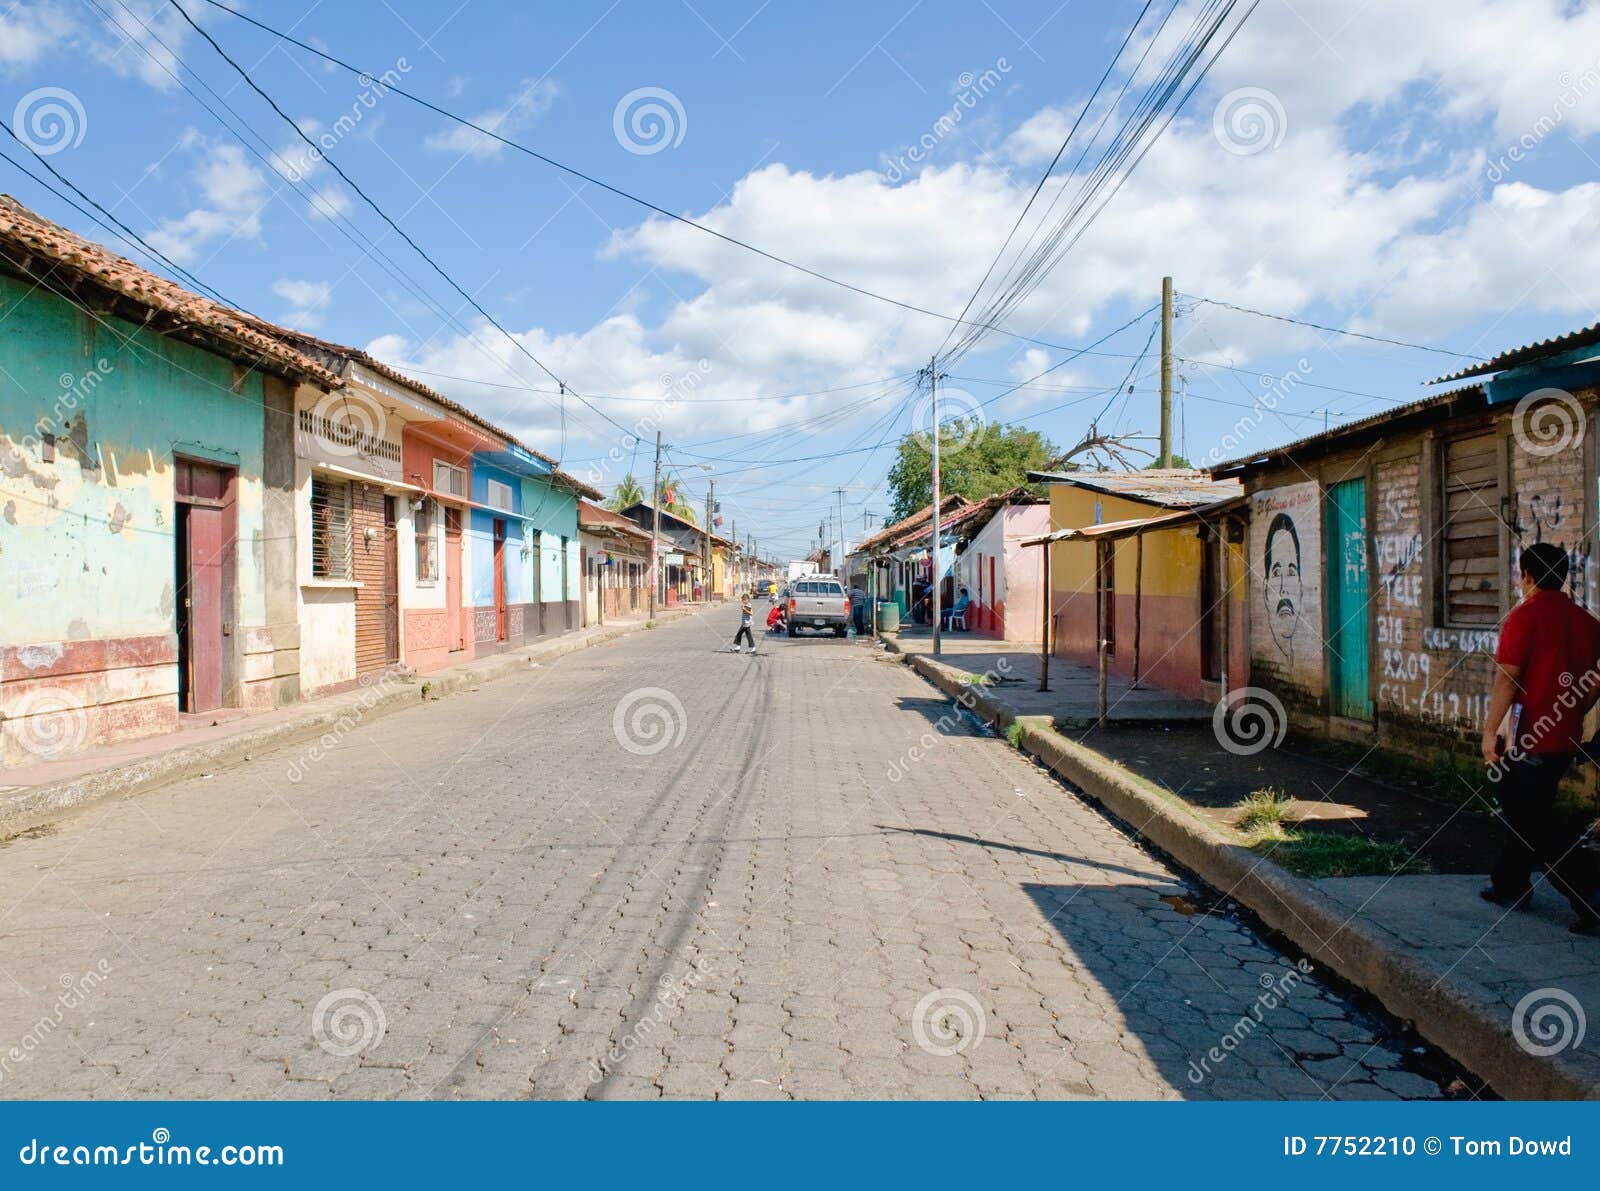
[731,597,757,654]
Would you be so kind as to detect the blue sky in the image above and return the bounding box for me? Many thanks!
[5,0,1600,558]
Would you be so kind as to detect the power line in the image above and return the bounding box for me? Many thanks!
[1182,292,1489,360]
[196,0,1178,360]
[167,0,636,450]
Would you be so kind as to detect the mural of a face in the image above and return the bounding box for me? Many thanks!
[1264,513,1302,657]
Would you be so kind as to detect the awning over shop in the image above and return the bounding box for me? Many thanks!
[1021,495,1244,547]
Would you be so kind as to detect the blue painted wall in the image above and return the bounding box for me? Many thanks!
[467,459,526,607]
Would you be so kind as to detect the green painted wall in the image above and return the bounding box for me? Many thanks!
[520,476,578,603]
[0,273,269,645]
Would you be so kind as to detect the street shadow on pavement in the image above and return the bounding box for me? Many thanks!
[878,825,1171,883]
[891,696,993,736]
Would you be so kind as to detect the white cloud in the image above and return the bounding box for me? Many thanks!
[0,3,72,69]
[272,278,332,329]
[424,78,559,158]
[367,0,1600,463]
[146,141,270,265]
[307,185,351,222]
[91,0,193,92]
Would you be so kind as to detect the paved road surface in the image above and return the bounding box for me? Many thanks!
[0,610,1444,1099]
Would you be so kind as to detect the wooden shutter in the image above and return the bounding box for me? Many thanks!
[311,476,353,580]
[1442,433,1502,625]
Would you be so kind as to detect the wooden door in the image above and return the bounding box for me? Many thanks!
[493,519,508,642]
[1326,479,1372,719]
[1200,529,1222,682]
[174,458,233,713]
[445,507,465,651]
[1096,539,1116,655]
[383,496,400,664]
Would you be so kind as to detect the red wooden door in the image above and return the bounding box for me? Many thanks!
[445,507,465,651]
[493,519,508,641]
[174,458,233,713]
[989,556,997,634]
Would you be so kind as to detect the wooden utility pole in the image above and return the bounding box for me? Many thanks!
[1159,275,1174,468]
[649,431,662,618]
[703,479,713,599]
[1038,540,1051,693]
[928,355,944,657]
[835,487,847,584]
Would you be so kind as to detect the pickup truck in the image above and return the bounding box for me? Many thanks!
[787,574,851,637]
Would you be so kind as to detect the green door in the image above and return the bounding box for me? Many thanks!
[1325,479,1371,719]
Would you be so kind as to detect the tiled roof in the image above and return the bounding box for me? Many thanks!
[0,196,342,389]
[855,494,971,554]
[579,500,652,538]
[1207,383,1486,476]
[243,319,601,501]
[1026,468,1239,508]
[1429,321,1600,385]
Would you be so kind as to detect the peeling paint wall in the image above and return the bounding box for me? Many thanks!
[0,272,275,762]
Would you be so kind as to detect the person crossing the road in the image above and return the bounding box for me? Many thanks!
[731,596,757,654]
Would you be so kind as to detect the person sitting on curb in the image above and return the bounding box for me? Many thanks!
[1480,542,1600,936]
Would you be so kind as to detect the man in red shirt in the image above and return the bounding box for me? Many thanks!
[1481,542,1600,934]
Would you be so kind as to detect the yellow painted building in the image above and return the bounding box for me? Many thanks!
[1040,470,1243,700]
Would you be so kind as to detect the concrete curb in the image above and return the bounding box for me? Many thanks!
[1,607,708,835]
[883,636,1596,1101]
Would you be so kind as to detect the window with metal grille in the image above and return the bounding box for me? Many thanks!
[1441,433,1503,626]
[414,497,438,582]
[433,460,466,498]
[310,475,353,580]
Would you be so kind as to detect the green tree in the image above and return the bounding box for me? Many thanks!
[1144,454,1191,469]
[656,477,698,524]
[607,473,644,510]
[886,419,1057,522]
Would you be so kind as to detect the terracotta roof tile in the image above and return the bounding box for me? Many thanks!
[0,195,342,388]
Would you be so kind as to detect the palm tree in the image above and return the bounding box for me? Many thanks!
[608,473,644,510]
[657,477,698,524]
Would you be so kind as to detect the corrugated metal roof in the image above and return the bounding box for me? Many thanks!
[578,500,652,538]
[1206,383,1486,476]
[1026,468,1239,508]
[1430,321,1600,385]
[0,195,343,388]
[854,495,970,554]
[1022,495,1246,545]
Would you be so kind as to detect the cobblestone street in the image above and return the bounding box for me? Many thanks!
[0,611,1446,1100]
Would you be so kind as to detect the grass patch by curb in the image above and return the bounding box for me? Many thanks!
[1243,828,1429,878]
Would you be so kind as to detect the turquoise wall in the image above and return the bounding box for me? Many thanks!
[520,477,578,603]
[0,272,268,644]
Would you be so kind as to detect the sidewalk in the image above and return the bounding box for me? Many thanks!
[882,626,1212,725]
[880,632,1600,1100]
[1,604,711,833]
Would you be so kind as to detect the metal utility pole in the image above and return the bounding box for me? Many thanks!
[836,486,847,587]
[703,478,714,599]
[1159,275,1174,468]
[927,354,944,657]
[649,431,662,617]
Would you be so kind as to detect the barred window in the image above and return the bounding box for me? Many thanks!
[414,497,438,582]
[311,475,353,580]
[1441,433,1503,626]
[433,460,466,498]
